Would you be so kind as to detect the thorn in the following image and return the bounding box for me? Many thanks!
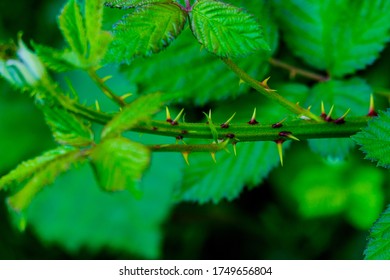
[221,112,236,128]
[176,135,184,143]
[171,108,185,125]
[334,108,351,124]
[95,100,100,112]
[321,101,326,118]
[166,106,172,123]
[101,75,112,83]
[296,101,300,106]
[233,142,237,156]
[272,117,287,128]
[275,140,284,167]
[260,76,271,89]
[248,108,259,125]
[307,105,312,111]
[208,109,212,120]
[210,152,217,163]
[368,94,378,117]
[239,79,245,86]
[120,93,133,102]
[325,105,334,122]
[279,131,300,141]
[181,152,190,166]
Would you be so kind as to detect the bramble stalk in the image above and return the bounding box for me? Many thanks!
[268,58,329,82]
[87,68,126,107]
[222,57,324,122]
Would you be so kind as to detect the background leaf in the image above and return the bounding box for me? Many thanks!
[105,0,170,9]
[306,78,372,160]
[273,0,390,77]
[90,137,150,196]
[106,2,188,63]
[352,110,390,168]
[365,204,390,259]
[190,0,269,57]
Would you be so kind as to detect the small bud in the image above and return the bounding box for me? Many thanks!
[0,35,46,88]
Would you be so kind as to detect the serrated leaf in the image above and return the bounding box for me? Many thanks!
[26,135,182,258]
[0,146,77,191]
[105,0,169,9]
[306,78,372,160]
[59,0,88,58]
[365,204,390,259]
[274,0,390,77]
[102,92,163,139]
[90,137,150,197]
[7,148,84,212]
[43,106,93,147]
[190,0,269,57]
[107,2,187,63]
[352,110,390,168]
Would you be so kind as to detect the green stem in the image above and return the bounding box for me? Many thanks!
[222,57,324,122]
[87,68,126,107]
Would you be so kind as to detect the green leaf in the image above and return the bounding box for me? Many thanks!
[26,141,182,258]
[274,0,390,77]
[107,2,188,63]
[102,92,163,139]
[352,110,390,168]
[365,204,390,259]
[0,146,78,191]
[90,137,150,197]
[306,78,372,160]
[121,0,278,104]
[190,0,269,57]
[43,106,94,147]
[7,148,84,212]
[58,0,88,58]
[105,0,169,9]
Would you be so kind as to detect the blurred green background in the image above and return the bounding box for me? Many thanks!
[1,0,390,259]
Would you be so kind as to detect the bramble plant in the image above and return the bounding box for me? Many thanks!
[1,0,390,259]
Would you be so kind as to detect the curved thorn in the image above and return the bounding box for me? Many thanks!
[221,112,236,128]
[166,106,172,122]
[182,152,190,166]
[210,152,217,163]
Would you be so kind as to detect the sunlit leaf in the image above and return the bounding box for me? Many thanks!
[105,0,170,9]
[190,0,269,57]
[352,110,390,168]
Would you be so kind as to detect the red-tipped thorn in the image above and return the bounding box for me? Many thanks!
[182,152,190,166]
[275,140,284,167]
[171,108,185,126]
[272,117,287,128]
[320,101,326,119]
[248,108,259,125]
[221,112,236,128]
[260,76,271,89]
[166,106,172,123]
[279,131,300,141]
[368,94,378,117]
[325,105,334,122]
[334,108,351,124]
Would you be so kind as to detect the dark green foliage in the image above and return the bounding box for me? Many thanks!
[365,204,390,259]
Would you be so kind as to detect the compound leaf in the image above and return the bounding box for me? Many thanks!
[90,137,150,197]
[365,204,390,259]
[58,0,88,58]
[306,78,372,160]
[102,92,163,139]
[43,106,94,147]
[105,0,169,9]
[274,0,390,77]
[352,110,390,168]
[190,0,269,57]
[107,2,188,63]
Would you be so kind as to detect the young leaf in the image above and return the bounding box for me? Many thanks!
[43,106,94,147]
[273,0,390,77]
[306,78,372,160]
[107,2,188,63]
[365,204,390,260]
[0,146,78,191]
[58,0,88,59]
[101,92,163,138]
[352,110,390,168]
[189,0,270,57]
[90,137,150,197]
[105,0,169,9]
[7,148,84,212]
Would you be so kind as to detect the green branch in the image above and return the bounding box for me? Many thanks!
[222,57,324,122]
